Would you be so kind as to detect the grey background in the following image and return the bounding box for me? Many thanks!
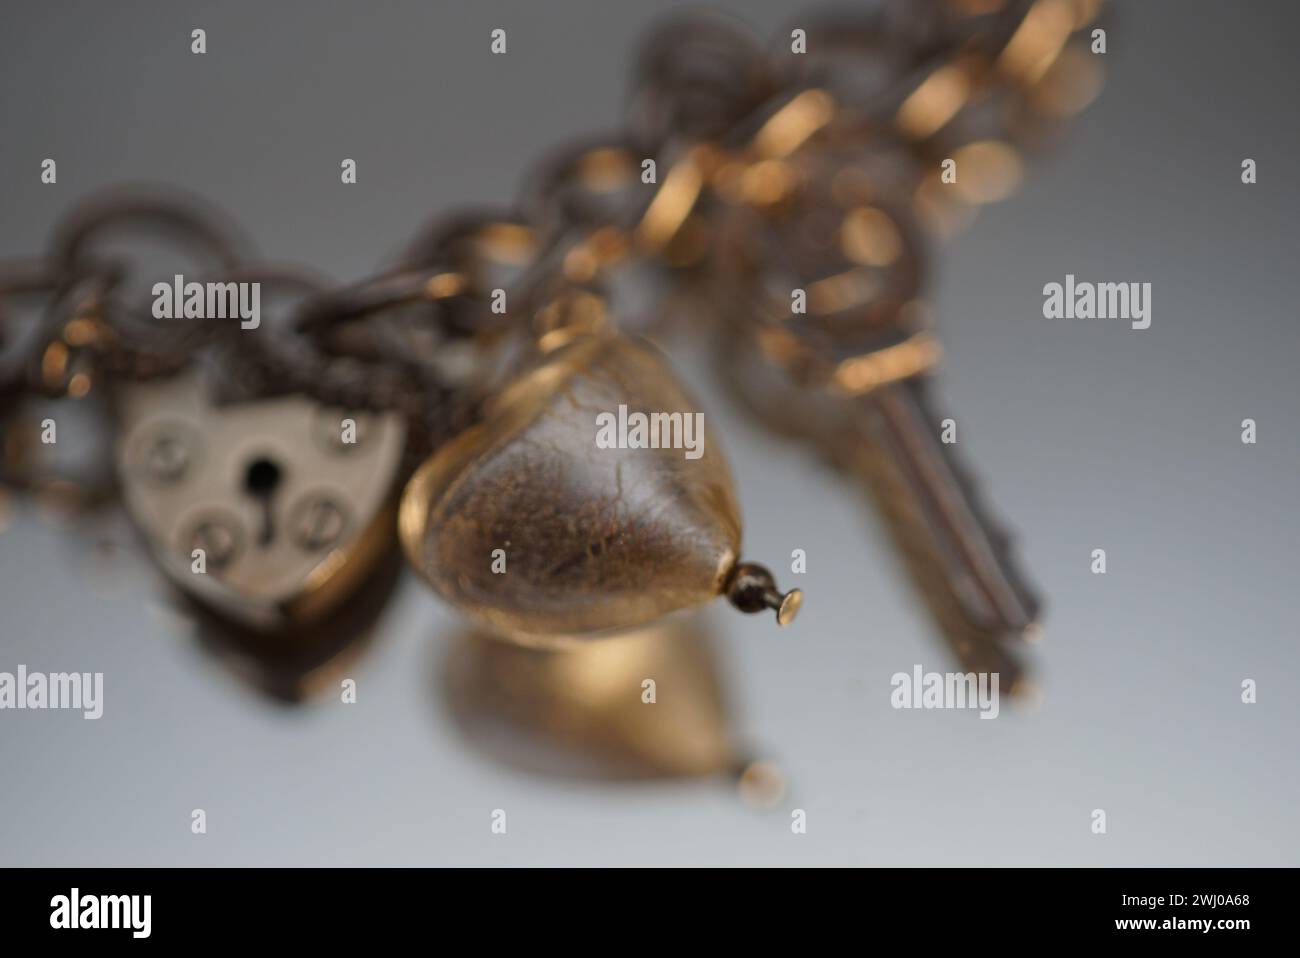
[1,0,1297,866]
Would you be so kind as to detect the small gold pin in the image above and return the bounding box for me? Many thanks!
[725,561,803,626]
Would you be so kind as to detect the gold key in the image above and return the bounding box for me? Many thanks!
[713,157,1039,680]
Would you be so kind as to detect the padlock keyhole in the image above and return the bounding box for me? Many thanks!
[244,457,282,494]
[243,456,283,545]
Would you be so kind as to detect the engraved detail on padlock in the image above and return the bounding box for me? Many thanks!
[180,509,243,571]
[131,420,201,485]
[116,369,405,631]
[288,491,351,552]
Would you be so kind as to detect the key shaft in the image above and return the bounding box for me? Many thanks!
[858,375,1039,639]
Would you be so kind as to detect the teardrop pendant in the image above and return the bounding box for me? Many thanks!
[399,333,800,642]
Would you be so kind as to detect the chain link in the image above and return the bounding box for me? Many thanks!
[0,0,1104,470]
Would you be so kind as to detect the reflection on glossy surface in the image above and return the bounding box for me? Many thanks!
[441,613,784,803]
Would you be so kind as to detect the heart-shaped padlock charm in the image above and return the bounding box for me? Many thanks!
[399,333,800,641]
[116,369,406,632]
